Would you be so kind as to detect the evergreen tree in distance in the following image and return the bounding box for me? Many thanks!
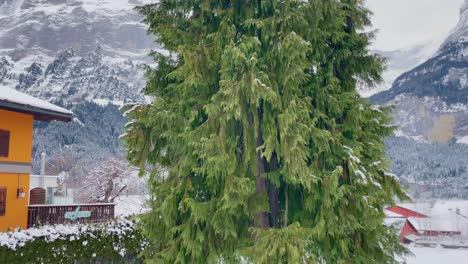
[124,0,407,263]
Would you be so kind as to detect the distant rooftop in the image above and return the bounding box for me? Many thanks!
[408,216,467,233]
[0,87,72,122]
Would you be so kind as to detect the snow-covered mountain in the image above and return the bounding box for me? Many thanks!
[5,47,146,104]
[0,0,156,104]
[371,0,468,143]
[442,0,468,48]
[0,0,154,56]
[360,40,443,98]
[0,0,157,179]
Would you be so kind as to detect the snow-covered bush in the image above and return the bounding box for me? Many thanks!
[0,218,146,264]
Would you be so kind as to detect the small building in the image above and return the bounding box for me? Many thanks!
[407,217,462,237]
[385,202,468,244]
[30,173,74,205]
[0,87,72,231]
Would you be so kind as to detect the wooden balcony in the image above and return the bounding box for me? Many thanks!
[27,203,115,228]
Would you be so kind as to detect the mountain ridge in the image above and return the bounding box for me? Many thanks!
[359,39,443,98]
[370,0,468,143]
[0,0,155,105]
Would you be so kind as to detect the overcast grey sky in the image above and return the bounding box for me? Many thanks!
[367,0,464,50]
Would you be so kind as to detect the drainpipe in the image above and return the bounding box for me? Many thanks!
[40,152,46,189]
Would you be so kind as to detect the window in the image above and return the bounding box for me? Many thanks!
[0,188,6,216]
[0,130,10,158]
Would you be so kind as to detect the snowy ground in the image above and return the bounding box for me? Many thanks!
[114,195,150,217]
[402,246,468,264]
[113,197,468,263]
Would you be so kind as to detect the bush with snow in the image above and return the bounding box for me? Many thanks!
[0,218,146,264]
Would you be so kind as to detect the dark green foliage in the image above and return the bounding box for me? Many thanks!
[0,220,145,264]
[125,0,407,263]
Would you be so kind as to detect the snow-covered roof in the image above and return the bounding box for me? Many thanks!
[431,200,468,218]
[408,215,468,233]
[0,87,72,122]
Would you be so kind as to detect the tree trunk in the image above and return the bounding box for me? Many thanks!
[267,154,280,227]
[103,177,114,203]
[342,160,350,184]
[110,185,127,203]
[255,158,269,229]
[252,106,269,229]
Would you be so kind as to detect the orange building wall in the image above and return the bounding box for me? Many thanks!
[0,109,33,231]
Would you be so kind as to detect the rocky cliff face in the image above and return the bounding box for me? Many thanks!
[387,95,468,142]
[371,0,468,143]
[0,0,154,57]
[8,47,146,104]
[0,0,155,104]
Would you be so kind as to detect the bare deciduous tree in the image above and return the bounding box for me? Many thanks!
[80,157,136,203]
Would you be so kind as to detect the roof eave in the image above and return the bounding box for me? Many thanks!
[0,101,73,122]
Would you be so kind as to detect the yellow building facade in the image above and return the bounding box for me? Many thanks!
[0,109,34,230]
[0,87,72,231]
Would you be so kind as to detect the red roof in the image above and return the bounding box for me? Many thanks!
[386,206,429,218]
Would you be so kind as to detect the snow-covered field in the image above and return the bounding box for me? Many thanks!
[114,195,150,217]
[404,246,468,264]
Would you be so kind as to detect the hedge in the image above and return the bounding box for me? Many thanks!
[0,218,146,264]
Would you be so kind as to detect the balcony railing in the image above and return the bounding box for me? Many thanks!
[27,203,115,228]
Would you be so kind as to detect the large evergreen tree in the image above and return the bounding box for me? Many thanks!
[124,0,407,263]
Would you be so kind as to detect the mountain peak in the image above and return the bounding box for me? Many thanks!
[462,0,468,15]
[442,0,468,48]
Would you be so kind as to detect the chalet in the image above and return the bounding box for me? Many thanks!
[407,217,462,237]
[385,202,468,244]
[0,87,72,231]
